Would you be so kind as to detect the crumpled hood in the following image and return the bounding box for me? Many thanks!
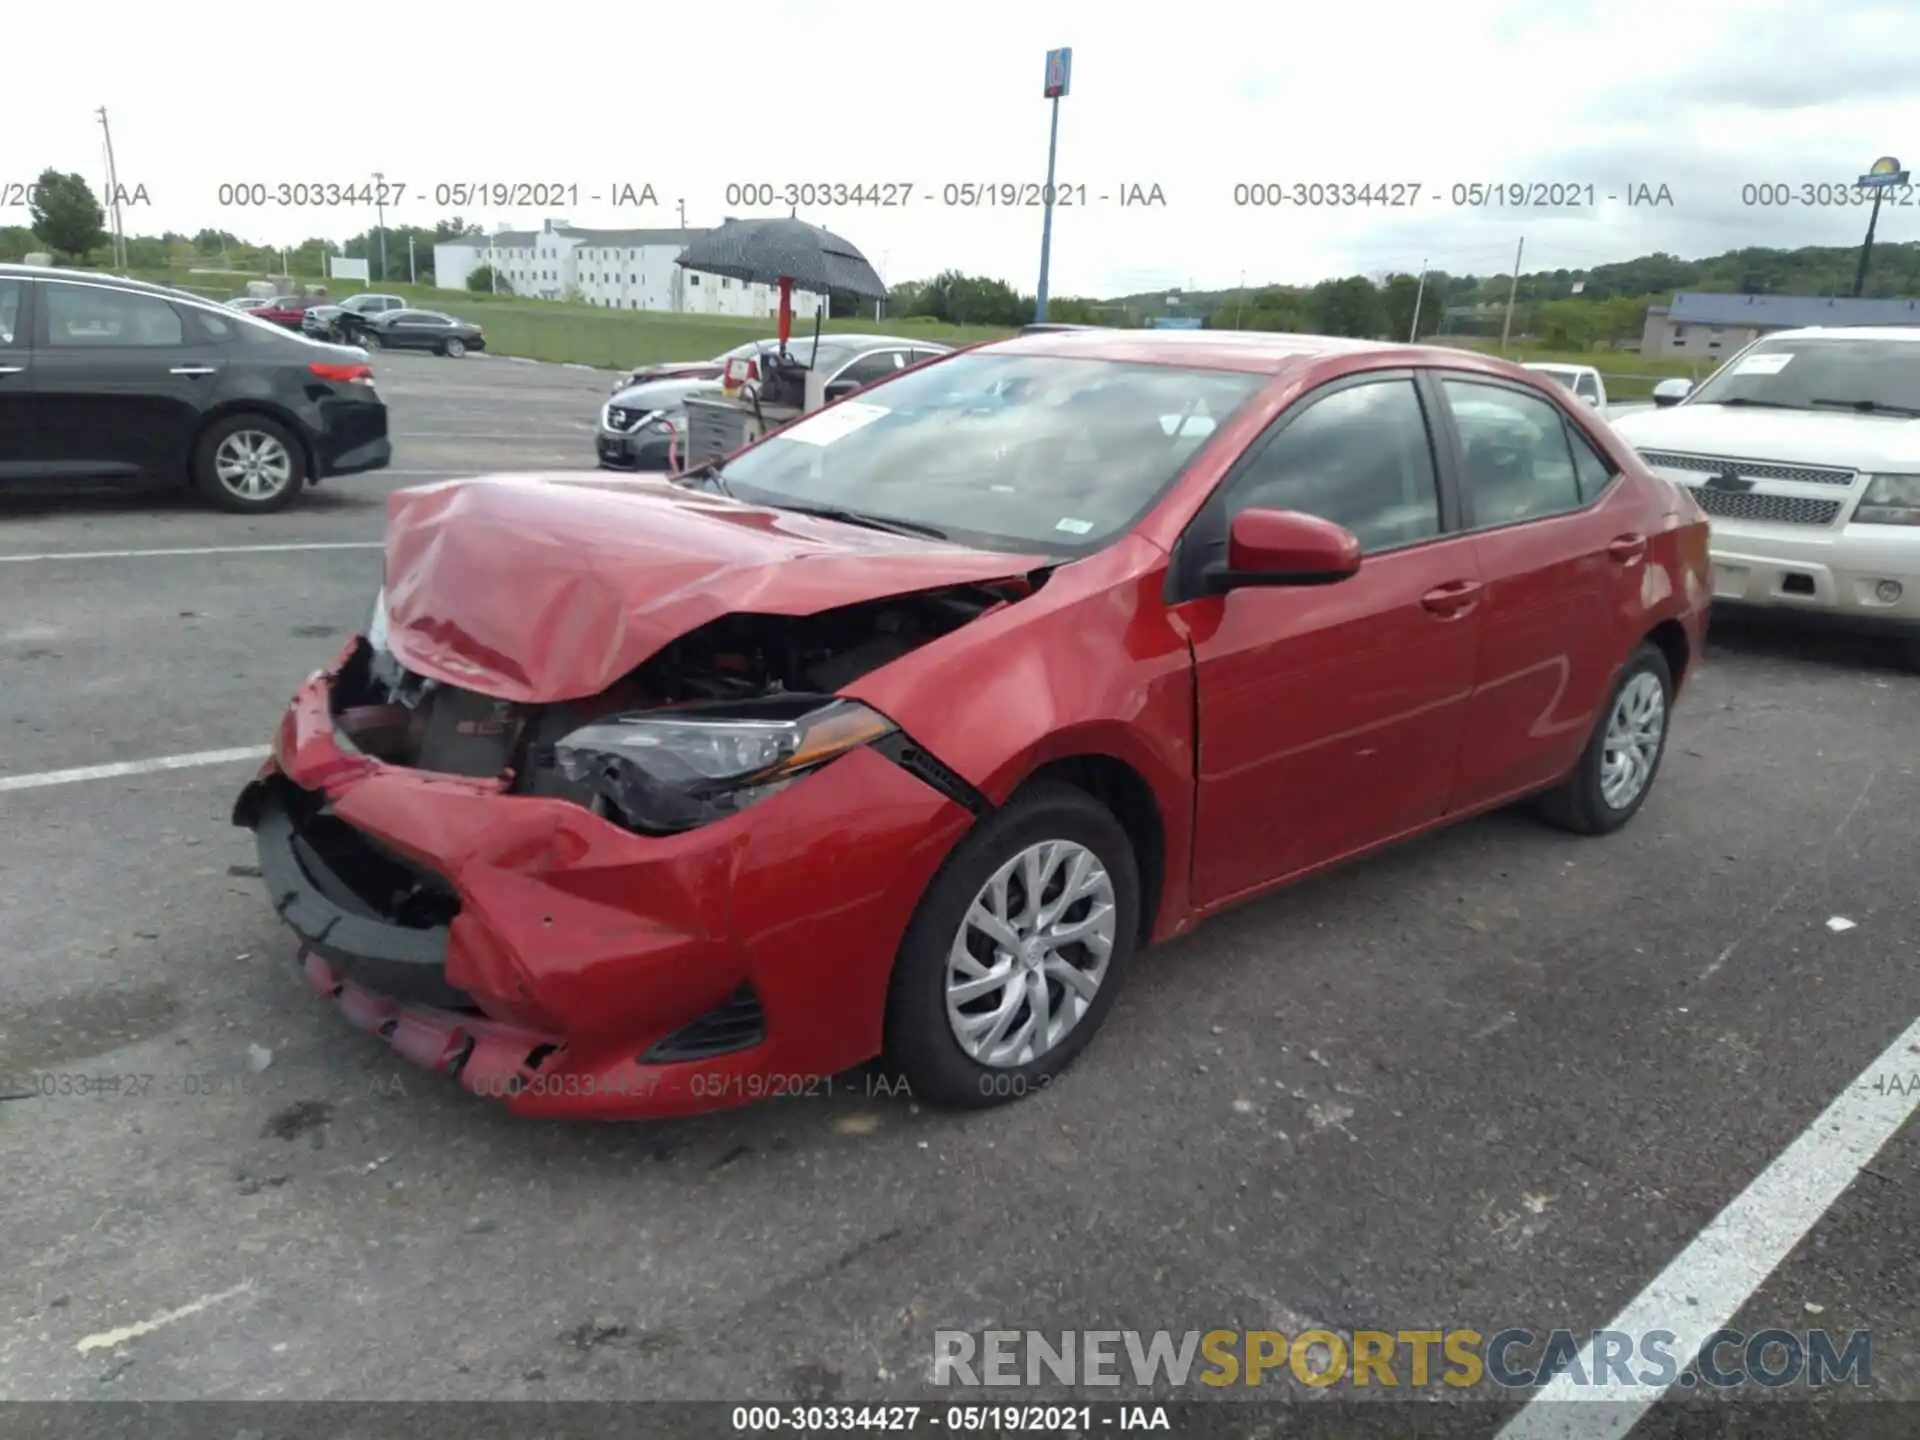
[380,475,1045,703]
[1612,404,1920,471]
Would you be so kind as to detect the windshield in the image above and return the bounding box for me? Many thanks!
[1688,336,1920,412]
[1529,367,1579,390]
[711,352,1267,555]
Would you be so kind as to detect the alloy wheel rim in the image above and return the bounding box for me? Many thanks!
[213,431,293,501]
[446,338,464,356]
[1600,671,1666,810]
[945,839,1117,1068]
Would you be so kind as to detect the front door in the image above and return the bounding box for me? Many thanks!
[31,279,223,480]
[1178,372,1485,906]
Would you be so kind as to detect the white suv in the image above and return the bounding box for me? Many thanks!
[1612,327,1920,668]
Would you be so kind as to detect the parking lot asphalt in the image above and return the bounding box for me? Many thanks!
[1,352,1916,1430]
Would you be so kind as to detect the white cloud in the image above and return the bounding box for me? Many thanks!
[11,0,1919,294]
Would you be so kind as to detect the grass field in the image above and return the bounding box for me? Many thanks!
[1429,337,1710,397]
[122,268,1016,368]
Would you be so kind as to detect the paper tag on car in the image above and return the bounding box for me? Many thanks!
[1731,353,1794,376]
[1054,517,1094,535]
[784,401,890,446]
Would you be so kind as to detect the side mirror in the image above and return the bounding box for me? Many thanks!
[1581,393,1600,408]
[825,378,862,402]
[1652,378,1693,408]
[1207,508,1362,592]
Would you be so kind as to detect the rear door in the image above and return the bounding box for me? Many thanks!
[31,278,224,480]
[0,276,33,477]
[1430,373,1644,808]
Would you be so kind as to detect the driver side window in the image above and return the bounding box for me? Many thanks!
[1226,379,1442,553]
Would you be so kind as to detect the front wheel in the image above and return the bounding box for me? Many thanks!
[1535,642,1674,835]
[442,337,466,358]
[882,782,1140,1109]
[360,332,381,352]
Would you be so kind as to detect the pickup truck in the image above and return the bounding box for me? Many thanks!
[1521,362,1609,421]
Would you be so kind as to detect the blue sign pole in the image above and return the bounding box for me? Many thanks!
[1035,47,1071,324]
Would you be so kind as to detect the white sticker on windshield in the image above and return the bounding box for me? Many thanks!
[1054,517,1094,535]
[784,400,890,446]
[1731,352,1794,376]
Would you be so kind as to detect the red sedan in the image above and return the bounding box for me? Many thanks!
[234,330,1710,1119]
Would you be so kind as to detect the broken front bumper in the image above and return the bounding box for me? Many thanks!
[234,643,978,1119]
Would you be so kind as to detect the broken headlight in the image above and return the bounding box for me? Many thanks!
[366,588,390,650]
[554,697,896,834]
[1854,474,1920,526]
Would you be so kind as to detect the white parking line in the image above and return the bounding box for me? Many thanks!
[0,746,271,794]
[1496,1012,1920,1440]
[0,542,384,563]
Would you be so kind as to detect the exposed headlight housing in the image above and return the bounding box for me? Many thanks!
[1854,474,1920,526]
[366,588,390,650]
[555,697,897,834]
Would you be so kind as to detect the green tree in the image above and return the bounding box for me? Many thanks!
[1380,273,1444,342]
[1308,276,1384,337]
[466,264,510,294]
[28,170,106,260]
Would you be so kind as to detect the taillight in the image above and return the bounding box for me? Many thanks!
[310,361,374,386]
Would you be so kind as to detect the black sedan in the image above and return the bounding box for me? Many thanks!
[0,264,389,514]
[357,309,485,357]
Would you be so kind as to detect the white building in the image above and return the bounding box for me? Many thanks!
[433,219,825,319]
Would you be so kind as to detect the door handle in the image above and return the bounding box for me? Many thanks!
[170,366,218,376]
[1421,579,1483,617]
[1607,533,1648,564]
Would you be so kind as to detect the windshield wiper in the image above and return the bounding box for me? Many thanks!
[672,461,733,497]
[1809,398,1920,417]
[775,503,949,541]
[1708,398,1799,409]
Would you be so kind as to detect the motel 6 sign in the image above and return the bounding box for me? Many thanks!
[1044,48,1072,99]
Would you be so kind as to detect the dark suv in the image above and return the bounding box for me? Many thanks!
[0,266,390,513]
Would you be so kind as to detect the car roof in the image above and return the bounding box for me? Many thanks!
[974,326,1531,379]
[1755,326,1920,343]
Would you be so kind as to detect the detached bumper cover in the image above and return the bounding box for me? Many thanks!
[234,644,976,1118]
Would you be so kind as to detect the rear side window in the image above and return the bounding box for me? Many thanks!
[0,279,23,346]
[1571,428,1617,501]
[180,305,236,343]
[1442,379,1585,527]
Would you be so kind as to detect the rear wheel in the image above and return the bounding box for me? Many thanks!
[882,782,1139,1109]
[1535,642,1673,835]
[191,414,305,514]
[443,337,467,358]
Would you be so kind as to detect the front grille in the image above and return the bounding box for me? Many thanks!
[605,406,640,432]
[643,984,766,1063]
[1683,485,1844,526]
[1640,451,1856,487]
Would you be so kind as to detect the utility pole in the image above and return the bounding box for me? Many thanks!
[1408,259,1428,342]
[677,197,687,229]
[1035,47,1073,323]
[408,233,417,284]
[1499,236,1525,353]
[373,170,389,283]
[96,106,127,270]
[1231,270,1246,329]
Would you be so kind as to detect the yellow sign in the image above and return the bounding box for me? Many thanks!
[1868,156,1903,177]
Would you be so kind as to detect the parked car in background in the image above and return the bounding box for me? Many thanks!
[1612,327,1920,669]
[227,297,274,312]
[1522,362,1609,421]
[611,337,778,394]
[0,264,389,514]
[356,309,485,357]
[597,376,720,470]
[249,295,311,330]
[597,337,954,471]
[307,292,407,344]
[236,329,1707,1122]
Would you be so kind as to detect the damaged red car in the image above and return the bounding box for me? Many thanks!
[234,329,1711,1119]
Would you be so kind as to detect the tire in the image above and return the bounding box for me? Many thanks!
[443,337,466,358]
[1535,642,1674,836]
[191,414,306,514]
[882,782,1140,1109]
[360,332,381,352]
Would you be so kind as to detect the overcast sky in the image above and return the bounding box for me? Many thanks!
[11,0,1920,296]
